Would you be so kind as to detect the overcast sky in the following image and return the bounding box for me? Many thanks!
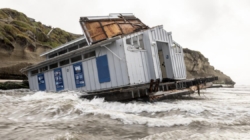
[1,0,250,85]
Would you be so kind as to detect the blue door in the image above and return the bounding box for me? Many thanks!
[73,62,85,88]
[37,73,46,91]
[54,68,64,91]
[96,55,111,83]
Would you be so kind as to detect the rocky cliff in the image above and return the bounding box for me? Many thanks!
[183,48,235,84]
[0,8,80,79]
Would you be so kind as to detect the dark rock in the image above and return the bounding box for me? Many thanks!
[0,80,29,90]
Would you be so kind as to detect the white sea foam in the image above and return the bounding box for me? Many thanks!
[139,130,250,140]
[1,89,249,127]
[1,86,250,139]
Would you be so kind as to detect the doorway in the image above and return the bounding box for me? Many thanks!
[157,42,167,79]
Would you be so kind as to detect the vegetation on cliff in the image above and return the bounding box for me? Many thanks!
[0,8,80,49]
[0,8,81,78]
[0,80,29,90]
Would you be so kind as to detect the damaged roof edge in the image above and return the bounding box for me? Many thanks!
[79,13,149,45]
[80,13,136,21]
[40,36,86,57]
[21,36,121,73]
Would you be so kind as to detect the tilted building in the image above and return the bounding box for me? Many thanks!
[21,13,187,92]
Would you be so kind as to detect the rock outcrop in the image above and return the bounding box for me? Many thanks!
[0,8,81,79]
[184,48,235,85]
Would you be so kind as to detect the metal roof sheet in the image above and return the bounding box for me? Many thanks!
[40,36,86,57]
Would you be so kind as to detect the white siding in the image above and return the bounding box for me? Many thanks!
[27,25,186,92]
[123,37,150,85]
[150,26,186,80]
[29,74,38,91]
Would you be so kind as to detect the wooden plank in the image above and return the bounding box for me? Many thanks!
[119,24,135,34]
[85,22,106,42]
[102,22,122,38]
[80,17,148,44]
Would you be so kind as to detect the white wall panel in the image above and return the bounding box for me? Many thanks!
[82,61,91,91]
[150,26,186,80]
[44,72,50,91]
[62,67,69,90]
[91,59,100,90]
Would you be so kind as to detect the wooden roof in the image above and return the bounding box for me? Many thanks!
[80,13,149,44]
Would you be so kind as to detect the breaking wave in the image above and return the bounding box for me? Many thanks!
[1,90,250,127]
[1,86,250,139]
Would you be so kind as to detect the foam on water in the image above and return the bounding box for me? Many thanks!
[1,88,250,127]
[0,86,250,139]
[140,129,250,140]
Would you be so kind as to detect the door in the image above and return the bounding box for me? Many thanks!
[158,50,167,78]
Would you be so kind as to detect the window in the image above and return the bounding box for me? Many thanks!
[48,53,57,58]
[126,38,131,44]
[68,45,78,52]
[138,35,144,49]
[84,51,95,59]
[79,42,88,48]
[31,69,38,75]
[40,66,48,72]
[132,36,139,49]
[58,49,67,55]
[60,59,70,66]
[49,63,58,69]
[126,35,144,50]
[71,55,82,63]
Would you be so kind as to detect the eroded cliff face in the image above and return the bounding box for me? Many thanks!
[183,48,235,85]
[0,8,81,79]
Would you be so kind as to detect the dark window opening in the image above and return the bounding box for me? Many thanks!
[71,55,82,63]
[48,53,57,58]
[40,66,48,72]
[133,36,139,48]
[79,42,88,48]
[84,51,96,59]
[138,35,144,49]
[31,69,39,75]
[126,38,131,44]
[49,63,58,69]
[68,45,78,52]
[139,39,145,49]
[58,49,67,55]
[60,59,70,66]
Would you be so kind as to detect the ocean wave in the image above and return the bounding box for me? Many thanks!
[139,130,250,140]
[1,90,250,127]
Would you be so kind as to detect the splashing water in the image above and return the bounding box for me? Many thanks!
[0,85,250,140]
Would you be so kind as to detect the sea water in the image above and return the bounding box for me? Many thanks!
[0,86,249,140]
